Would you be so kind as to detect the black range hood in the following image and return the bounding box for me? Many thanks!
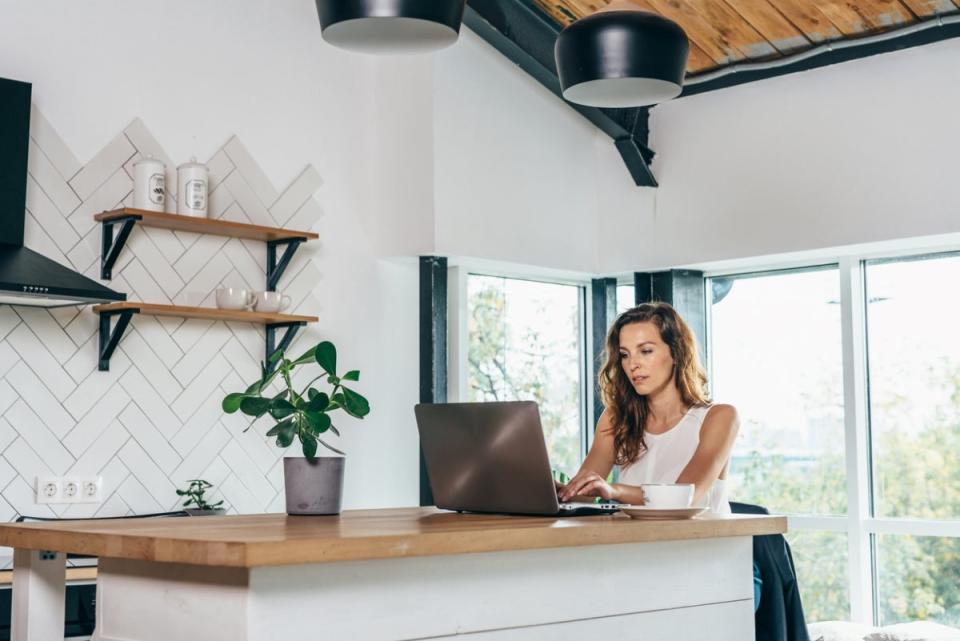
[0,77,125,308]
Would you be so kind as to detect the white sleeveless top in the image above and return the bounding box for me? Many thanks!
[618,405,731,514]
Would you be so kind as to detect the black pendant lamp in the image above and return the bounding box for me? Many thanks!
[315,0,468,54]
[555,2,689,108]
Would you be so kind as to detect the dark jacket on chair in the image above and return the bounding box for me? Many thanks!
[731,502,811,641]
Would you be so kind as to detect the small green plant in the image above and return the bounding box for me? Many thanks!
[176,479,224,511]
[221,341,370,458]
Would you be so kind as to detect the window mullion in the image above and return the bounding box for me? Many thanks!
[838,256,874,624]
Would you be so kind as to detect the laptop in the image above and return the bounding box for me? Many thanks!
[415,401,621,517]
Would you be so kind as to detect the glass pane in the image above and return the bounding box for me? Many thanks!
[877,534,960,628]
[865,254,960,520]
[616,284,634,314]
[710,268,846,515]
[787,530,849,623]
[466,275,583,476]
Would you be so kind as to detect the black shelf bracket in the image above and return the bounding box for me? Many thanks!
[265,321,306,373]
[266,238,305,292]
[100,214,141,280]
[98,309,138,371]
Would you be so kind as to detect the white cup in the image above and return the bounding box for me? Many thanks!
[255,291,291,313]
[215,287,255,311]
[640,483,694,509]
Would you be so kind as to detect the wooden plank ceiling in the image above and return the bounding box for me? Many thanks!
[533,0,960,75]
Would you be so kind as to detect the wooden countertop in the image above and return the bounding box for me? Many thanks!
[0,507,786,568]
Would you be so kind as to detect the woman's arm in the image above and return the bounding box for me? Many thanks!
[558,411,647,504]
[674,404,740,505]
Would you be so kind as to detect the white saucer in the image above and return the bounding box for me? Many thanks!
[620,505,707,520]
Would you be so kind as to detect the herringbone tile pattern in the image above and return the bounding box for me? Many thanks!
[0,108,324,565]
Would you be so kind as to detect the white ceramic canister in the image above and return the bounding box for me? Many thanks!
[133,157,165,212]
[177,157,208,217]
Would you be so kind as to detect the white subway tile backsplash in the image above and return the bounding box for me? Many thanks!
[29,104,81,179]
[66,418,129,475]
[269,165,323,226]
[6,400,75,474]
[223,136,278,206]
[6,361,76,437]
[117,440,177,505]
[63,386,131,457]
[117,367,182,439]
[27,140,82,216]
[3,437,54,482]
[25,173,80,252]
[14,306,79,361]
[172,421,231,482]
[0,416,17,452]
[67,169,133,236]
[118,331,183,403]
[120,404,182,474]
[2,108,322,523]
[68,132,136,201]
[224,171,275,227]
[7,324,78,404]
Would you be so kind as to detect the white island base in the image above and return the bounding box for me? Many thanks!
[88,537,753,641]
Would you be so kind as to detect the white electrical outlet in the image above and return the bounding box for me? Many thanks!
[36,476,61,504]
[63,479,80,500]
[36,475,103,504]
[81,477,103,503]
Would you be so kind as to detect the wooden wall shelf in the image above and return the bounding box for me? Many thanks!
[95,208,318,289]
[93,302,318,372]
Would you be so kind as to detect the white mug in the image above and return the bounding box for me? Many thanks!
[255,291,291,313]
[640,483,694,509]
[215,287,255,311]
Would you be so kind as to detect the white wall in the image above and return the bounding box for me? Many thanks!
[633,37,960,271]
[433,30,604,274]
[0,0,423,525]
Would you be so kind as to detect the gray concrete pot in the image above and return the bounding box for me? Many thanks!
[283,457,345,515]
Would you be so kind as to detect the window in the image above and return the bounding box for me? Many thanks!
[465,275,586,475]
[708,253,960,629]
[616,283,634,314]
[709,267,846,516]
[865,254,960,521]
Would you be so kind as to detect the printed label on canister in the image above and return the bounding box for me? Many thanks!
[186,179,206,210]
[149,173,165,205]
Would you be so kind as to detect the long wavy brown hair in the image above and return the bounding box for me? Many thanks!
[599,302,711,466]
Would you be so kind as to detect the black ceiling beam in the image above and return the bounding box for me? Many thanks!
[681,15,960,98]
[464,0,657,187]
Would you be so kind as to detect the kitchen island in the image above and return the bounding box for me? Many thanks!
[0,507,785,641]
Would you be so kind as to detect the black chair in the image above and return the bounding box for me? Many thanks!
[731,502,811,641]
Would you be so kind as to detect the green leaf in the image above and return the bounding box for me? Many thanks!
[291,346,317,366]
[304,410,332,434]
[315,341,337,375]
[328,424,340,437]
[266,418,292,437]
[269,398,296,420]
[317,438,346,456]
[240,396,271,417]
[268,348,285,363]
[342,370,360,381]
[327,374,340,386]
[300,432,318,459]
[222,393,247,413]
[340,386,370,418]
[306,391,330,412]
[275,421,295,448]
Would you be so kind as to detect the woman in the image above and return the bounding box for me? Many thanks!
[558,302,739,512]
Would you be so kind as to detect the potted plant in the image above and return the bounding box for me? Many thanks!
[176,479,226,516]
[222,341,369,515]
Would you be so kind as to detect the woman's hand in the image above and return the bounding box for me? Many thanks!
[557,470,620,502]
